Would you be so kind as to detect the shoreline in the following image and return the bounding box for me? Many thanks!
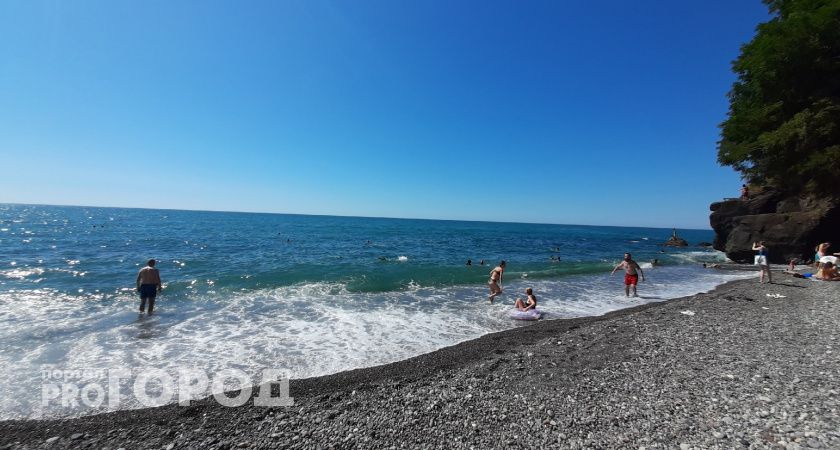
[2,275,839,449]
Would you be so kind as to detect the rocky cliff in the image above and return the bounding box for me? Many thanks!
[709,188,840,264]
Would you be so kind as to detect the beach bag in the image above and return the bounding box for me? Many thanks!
[754,255,768,266]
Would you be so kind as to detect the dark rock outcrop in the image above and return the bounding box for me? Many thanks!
[709,188,840,263]
[662,229,689,247]
[663,237,688,247]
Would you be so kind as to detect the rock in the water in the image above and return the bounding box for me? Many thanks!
[663,229,689,247]
[663,238,688,247]
[709,187,840,263]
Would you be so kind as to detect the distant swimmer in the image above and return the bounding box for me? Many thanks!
[611,253,645,297]
[136,259,162,313]
[514,287,537,311]
[479,260,485,266]
[651,258,660,267]
[488,260,506,304]
[466,259,472,266]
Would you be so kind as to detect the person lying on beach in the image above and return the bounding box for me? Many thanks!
[611,253,644,297]
[514,287,537,311]
[488,260,506,303]
[815,262,840,281]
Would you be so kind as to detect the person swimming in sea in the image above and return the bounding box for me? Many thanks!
[488,260,506,303]
[514,287,537,311]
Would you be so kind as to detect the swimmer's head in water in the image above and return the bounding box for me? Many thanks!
[147,259,156,267]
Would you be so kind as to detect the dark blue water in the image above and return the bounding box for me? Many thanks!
[1,204,720,295]
[0,204,746,419]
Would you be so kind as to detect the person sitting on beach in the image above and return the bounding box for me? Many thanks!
[814,242,835,268]
[815,262,840,281]
[136,259,162,313]
[514,287,537,311]
[752,241,772,284]
[488,260,506,303]
[611,253,645,297]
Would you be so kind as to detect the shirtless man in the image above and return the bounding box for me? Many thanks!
[488,260,506,303]
[136,259,162,313]
[611,253,645,297]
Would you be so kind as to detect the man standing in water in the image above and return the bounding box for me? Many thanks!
[136,259,162,313]
[611,253,645,297]
[488,260,506,303]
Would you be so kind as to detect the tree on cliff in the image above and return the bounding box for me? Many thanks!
[718,0,840,195]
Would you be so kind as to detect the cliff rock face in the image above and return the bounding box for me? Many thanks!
[709,188,840,264]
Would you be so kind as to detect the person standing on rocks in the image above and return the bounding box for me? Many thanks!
[488,260,506,303]
[611,253,644,297]
[136,259,162,313]
[752,241,772,284]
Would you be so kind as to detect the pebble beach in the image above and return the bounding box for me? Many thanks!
[2,274,838,449]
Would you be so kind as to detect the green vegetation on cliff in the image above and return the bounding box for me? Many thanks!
[718,0,840,195]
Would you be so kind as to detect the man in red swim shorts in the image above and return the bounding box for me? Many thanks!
[611,252,645,297]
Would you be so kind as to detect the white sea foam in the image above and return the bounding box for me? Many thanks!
[0,266,751,420]
[1,267,45,279]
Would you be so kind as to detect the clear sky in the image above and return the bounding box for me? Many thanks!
[0,1,770,229]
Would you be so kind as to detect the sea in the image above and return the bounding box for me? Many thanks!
[0,204,752,419]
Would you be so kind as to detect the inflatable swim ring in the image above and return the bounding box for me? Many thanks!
[509,309,542,321]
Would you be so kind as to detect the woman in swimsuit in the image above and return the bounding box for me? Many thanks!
[488,260,506,303]
[514,287,537,311]
[815,242,832,268]
[752,241,772,284]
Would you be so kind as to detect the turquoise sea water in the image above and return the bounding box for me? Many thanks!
[0,204,749,419]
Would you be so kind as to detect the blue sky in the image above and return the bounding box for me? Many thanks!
[0,1,769,228]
